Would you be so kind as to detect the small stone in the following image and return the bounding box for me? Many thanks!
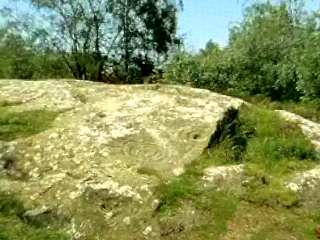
[69,192,78,199]
[261,174,271,185]
[140,185,149,192]
[143,226,152,236]
[97,112,106,118]
[105,212,113,220]
[102,152,109,157]
[48,133,59,139]
[152,199,160,209]
[23,206,51,218]
[123,217,130,225]
[173,167,184,176]
[74,232,81,239]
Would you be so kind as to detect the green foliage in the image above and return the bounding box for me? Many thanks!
[296,30,320,99]
[0,28,72,79]
[32,53,73,79]
[163,50,199,85]
[0,30,35,79]
[0,108,59,141]
[163,44,235,92]
[1,0,181,82]
[227,1,304,101]
[164,0,320,102]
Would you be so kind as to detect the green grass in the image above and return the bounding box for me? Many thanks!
[239,105,319,206]
[0,191,25,217]
[156,182,238,239]
[157,103,318,208]
[230,93,320,124]
[154,122,242,238]
[154,140,239,238]
[0,191,69,240]
[154,104,319,239]
[0,214,69,240]
[230,202,320,240]
[242,105,318,164]
[0,108,58,141]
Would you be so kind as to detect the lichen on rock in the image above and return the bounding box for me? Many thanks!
[0,80,244,238]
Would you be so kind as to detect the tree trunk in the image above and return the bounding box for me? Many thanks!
[124,0,130,83]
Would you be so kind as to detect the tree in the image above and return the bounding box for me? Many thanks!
[164,0,317,101]
[21,0,116,81]
[103,0,182,82]
[199,40,221,56]
[2,0,182,82]
[0,28,35,79]
[296,11,320,99]
[226,1,305,100]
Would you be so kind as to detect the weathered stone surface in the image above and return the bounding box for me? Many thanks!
[3,80,320,238]
[277,110,320,212]
[277,110,320,154]
[0,79,244,238]
[202,164,243,194]
[285,166,320,212]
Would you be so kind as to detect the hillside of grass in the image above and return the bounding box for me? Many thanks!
[154,104,320,239]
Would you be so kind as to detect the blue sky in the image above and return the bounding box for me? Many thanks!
[178,0,245,50]
[178,0,320,51]
[0,0,319,51]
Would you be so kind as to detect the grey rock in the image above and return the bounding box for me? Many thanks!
[0,79,245,238]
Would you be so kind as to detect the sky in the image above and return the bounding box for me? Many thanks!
[178,0,320,51]
[0,0,319,51]
[178,0,245,51]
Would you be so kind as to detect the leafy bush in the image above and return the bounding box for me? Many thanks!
[163,48,235,93]
[164,1,320,102]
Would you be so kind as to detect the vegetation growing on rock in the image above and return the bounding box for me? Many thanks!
[155,103,320,239]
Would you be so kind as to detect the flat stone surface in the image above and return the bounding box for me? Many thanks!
[203,164,243,194]
[0,79,243,238]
